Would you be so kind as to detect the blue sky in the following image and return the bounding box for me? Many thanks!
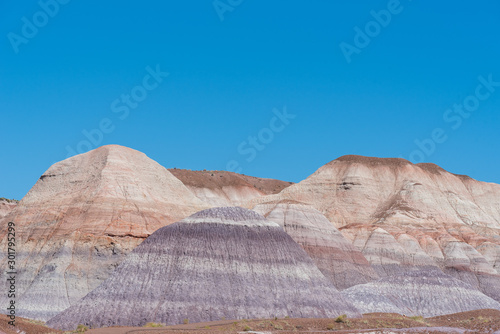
[1,1,499,200]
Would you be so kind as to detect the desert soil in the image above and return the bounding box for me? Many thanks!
[4,309,500,334]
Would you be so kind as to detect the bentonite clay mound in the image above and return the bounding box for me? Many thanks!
[0,145,209,321]
[248,155,500,302]
[252,200,379,289]
[47,207,360,330]
[342,270,500,317]
[169,168,293,206]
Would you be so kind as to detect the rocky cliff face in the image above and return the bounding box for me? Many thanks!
[252,200,378,289]
[0,145,209,320]
[342,270,500,317]
[169,169,293,206]
[47,207,360,330]
[248,155,500,301]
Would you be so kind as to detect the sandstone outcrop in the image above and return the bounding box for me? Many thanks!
[0,145,209,320]
[342,270,500,317]
[252,200,378,289]
[169,169,293,206]
[248,155,500,301]
[47,207,360,330]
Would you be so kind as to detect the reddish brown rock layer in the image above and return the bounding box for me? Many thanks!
[169,169,293,206]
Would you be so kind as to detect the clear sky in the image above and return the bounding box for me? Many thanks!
[1,1,499,200]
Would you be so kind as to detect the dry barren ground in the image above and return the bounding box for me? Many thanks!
[3,310,500,334]
[0,314,62,334]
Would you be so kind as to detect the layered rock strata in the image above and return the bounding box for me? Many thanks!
[248,155,500,301]
[48,207,360,330]
[342,270,500,317]
[0,145,209,320]
[252,200,378,289]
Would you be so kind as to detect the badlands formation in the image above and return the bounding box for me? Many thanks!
[47,207,359,330]
[0,145,210,320]
[2,145,500,327]
[249,155,500,302]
